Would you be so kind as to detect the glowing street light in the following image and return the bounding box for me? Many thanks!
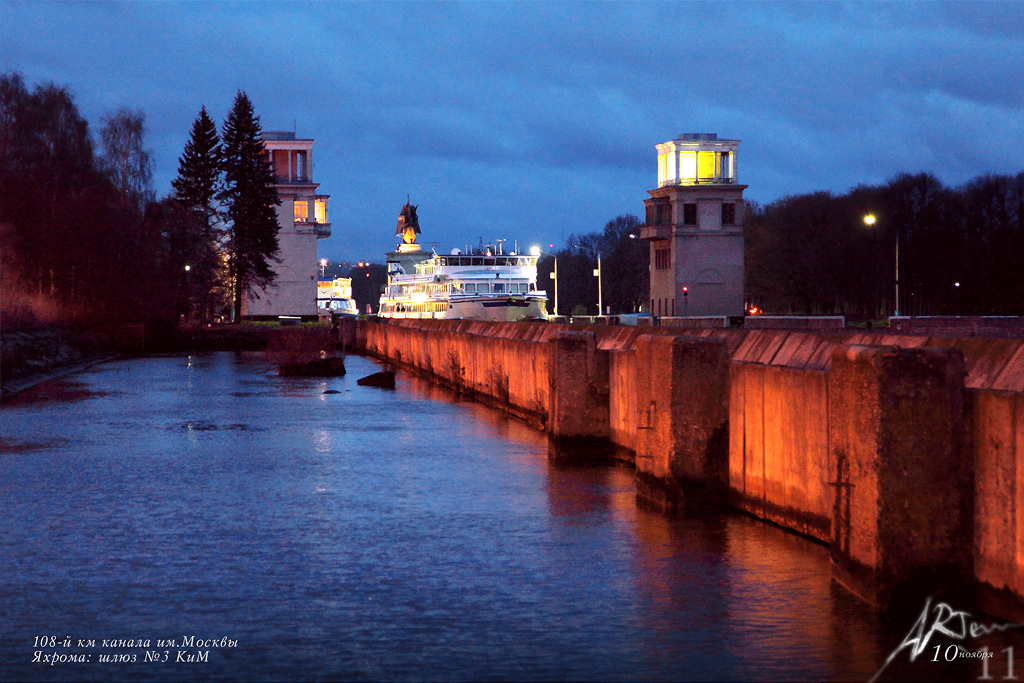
[531,245,558,317]
[320,258,327,277]
[864,213,899,317]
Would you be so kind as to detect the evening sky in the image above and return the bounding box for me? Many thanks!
[2,1,1022,262]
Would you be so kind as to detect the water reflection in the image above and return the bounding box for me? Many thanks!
[2,351,1004,682]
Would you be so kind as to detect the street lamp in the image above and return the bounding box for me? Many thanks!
[864,214,899,317]
[183,264,192,321]
[530,245,558,317]
[320,258,327,277]
[573,244,603,316]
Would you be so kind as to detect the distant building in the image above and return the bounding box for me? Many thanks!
[243,131,331,318]
[639,133,746,317]
[317,276,356,315]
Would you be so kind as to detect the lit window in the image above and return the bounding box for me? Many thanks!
[697,152,716,180]
[678,151,696,181]
[658,153,670,185]
[294,200,309,222]
[315,199,328,224]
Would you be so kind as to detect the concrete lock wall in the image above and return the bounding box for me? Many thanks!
[827,344,971,605]
[355,318,1024,608]
[729,362,831,541]
[360,319,553,424]
[609,350,638,453]
[630,335,730,509]
[972,390,1024,601]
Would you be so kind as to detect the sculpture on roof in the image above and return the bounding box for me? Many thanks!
[396,200,420,245]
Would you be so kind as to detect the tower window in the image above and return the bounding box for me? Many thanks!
[683,203,697,226]
[722,203,735,225]
[656,203,671,226]
[655,248,670,270]
[648,203,670,226]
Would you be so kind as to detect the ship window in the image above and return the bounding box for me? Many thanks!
[494,283,504,293]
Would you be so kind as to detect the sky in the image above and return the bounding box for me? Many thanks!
[2,1,1023,263]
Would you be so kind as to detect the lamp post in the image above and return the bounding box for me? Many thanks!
[573,244,603,316]
[183,264,192,322]
[864,214,899,317]
[320,258,327,278]
[530,245,558,317]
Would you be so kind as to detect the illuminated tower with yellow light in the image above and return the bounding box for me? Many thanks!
[243,131,331,318]
[639,133,746,318]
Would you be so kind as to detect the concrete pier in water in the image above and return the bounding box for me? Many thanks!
[348,317,1024,616]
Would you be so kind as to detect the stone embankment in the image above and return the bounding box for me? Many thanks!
[1,326,117,399]
[350,316,1024,619]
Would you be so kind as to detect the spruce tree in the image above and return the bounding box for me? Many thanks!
[220,91,280,320]
[171,106,225,321]
[172,105,223,224]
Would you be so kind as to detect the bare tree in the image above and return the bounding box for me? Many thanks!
[99,106,153,208]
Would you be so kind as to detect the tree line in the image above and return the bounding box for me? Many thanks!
[536,214,649,316]
[558,172,1023,319]
[746,172,1024,317]
[1,72,281,328]
[5,72,1020,326]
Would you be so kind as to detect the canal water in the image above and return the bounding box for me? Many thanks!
[0,352,1008,681]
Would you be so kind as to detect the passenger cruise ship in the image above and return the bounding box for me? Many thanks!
[378,203,548,321]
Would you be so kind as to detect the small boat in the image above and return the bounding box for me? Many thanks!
[377,202,548,322]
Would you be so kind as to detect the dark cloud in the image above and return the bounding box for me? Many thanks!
[2,0,1021,261]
